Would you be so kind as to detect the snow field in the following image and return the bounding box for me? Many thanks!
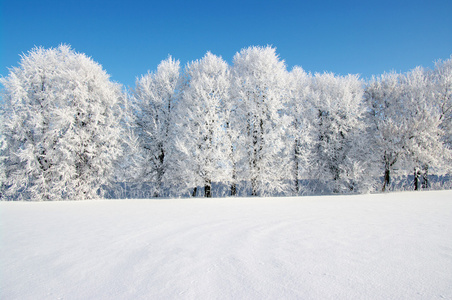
[1,190,451,299]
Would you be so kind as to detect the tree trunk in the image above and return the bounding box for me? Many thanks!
[382,152,397,192]
[382,167,390,192]
[230,162,237,196]
[421,164,429,189]
[204,180,211,198]
[192,187,197,197]
[230,183,237,196]
[251,179,257,196]
[414,167,421,191]
[230,161,237,196]
[294,140,299,195]
[226,121,237,197]
[154,145,165,198]
[251,122,259,196]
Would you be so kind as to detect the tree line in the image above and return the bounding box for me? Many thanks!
[1,45,451,200]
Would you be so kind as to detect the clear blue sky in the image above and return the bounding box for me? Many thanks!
[1,0,451,88]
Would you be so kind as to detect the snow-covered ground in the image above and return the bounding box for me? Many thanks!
[1,191,451,300]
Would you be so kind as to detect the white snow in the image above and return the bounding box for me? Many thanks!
[1,190,451,299]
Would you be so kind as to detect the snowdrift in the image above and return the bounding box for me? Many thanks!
[1,191,451,299]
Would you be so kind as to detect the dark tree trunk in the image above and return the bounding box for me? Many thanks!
[230,161,237,196]
[382,168,390,192]
[192,187,197,197]
[251,180,258,196]
[226,121,237,197]
[230,183,237,196]
[251,122,259,197]
[382,152,397,192]
[154,145,165,198]
[294,140,299,195]
[414,167,421,191]
[421,164,429,189]
[204,180,211,198]
[331,164,341,194]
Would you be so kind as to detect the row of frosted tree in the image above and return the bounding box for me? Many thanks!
[1,45,451,200]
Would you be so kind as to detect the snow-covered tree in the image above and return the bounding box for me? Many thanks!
[0,119,6,199]
[401,67,448,190]
[173,52,231,197]
[365,68,449,191]
[108,92,142,199]
[223,78,241,197]
[0,45,124,200]
[132,56,180,197]
[432,56,452,182]
[286,66,313,194]
[432,56,452,154]
[310,72,370,194]
[365,72,408,191]
[231,46,291,196]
